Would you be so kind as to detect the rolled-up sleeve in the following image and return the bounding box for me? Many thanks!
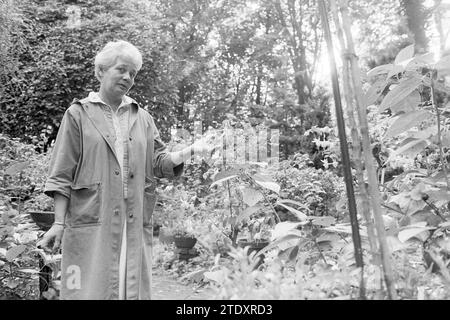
[150,117,183,179]
[44,108,80,199]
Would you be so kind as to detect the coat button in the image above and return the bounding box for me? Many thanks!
[114,170,120,175]
[130,173,134,179]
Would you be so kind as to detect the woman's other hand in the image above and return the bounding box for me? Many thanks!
[37,224,65,253]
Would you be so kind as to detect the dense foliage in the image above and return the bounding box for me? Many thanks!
[0,0,334,158]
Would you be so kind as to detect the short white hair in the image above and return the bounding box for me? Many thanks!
[94,40,143,81]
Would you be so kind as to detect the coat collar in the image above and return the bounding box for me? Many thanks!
[82,92,140,134]
[71,94,141,164]
[84,92,134,112]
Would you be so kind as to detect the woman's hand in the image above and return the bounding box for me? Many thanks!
[37,224,65,254]
[190,137,218,156]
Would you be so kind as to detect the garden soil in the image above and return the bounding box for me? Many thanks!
[151,273,213,300]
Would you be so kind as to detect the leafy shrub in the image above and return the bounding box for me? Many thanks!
[275,153,346,218]
[0,134,54,299]
[204,246,361,300]
[0,192,41,300]
[0,133,50,202]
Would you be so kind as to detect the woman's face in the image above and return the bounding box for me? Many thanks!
[99,56,138,99]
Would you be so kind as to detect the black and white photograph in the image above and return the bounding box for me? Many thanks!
[1,0,450,304]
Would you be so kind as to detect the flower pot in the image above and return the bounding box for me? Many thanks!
[28,211,54,231]
[173,236,197,249]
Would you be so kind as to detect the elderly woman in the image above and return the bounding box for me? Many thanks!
[37,40,208,300]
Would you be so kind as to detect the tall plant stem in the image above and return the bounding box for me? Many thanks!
[226,180,238,246]
[318,0,364,271]
[431,77,450,191]
[329,0,371,300]
[329,0,378,263]
[338,0,397,300]
[18,172,22,215]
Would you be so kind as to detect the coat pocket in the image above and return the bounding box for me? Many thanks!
[68,182,102,227]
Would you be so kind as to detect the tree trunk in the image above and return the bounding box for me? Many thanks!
[256,64,262,105]
[401,0,429,53]
[274,0,312,106]
[433,0,448,56]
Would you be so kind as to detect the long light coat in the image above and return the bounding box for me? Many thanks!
[44,97,182,299]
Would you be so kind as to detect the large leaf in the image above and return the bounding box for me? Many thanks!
[271,222,304,240]
[258,231,305,257]
[241,187,263,206]
[424,171,450,185]
[379,77,423,112]
[210,170,239,187]
[367,64,393,78]
[384,139,429,164]
[365,79,388,107]
[398,224,434,243]
[4,161,30,176]
[6,244,26,262]
[276,203,308,221]
[394,44,415,65]
[252,174,280,194]
[407,125,437,140]
[273,235,302,251]
[390,90,421,115]
[254,180,280,194]
[385,110,434,139]
[316,233,341,244]
[277,199,311,212]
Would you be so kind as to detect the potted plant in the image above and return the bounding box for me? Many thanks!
[24,193,54,231]
[156,185,198,247]
[173,231,197,250]
[170,216,198,250]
